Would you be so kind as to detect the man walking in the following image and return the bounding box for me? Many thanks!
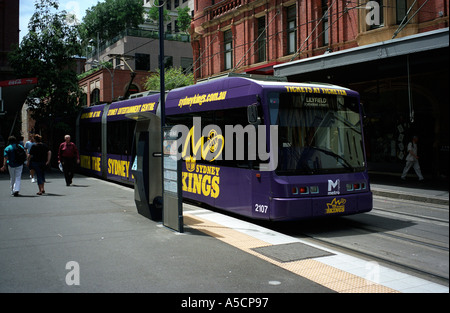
[58,135,80,186]
[1,136,26,196]
[401,135,424,181]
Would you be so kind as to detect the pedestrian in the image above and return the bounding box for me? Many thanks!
[24,135,36,183]
[401,135,424,181]
[1,136,26,196]
[28,134,51,195]
[58,134,80,186]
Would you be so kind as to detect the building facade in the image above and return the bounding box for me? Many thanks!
[191,0,449,179]
[0,0,19,82]
[191,0,448,78]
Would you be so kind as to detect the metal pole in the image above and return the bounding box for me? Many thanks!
[159,4,165,215]
[159,5,165,126]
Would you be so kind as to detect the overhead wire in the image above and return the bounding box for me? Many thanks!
[290,0,338,62]
[231,9,280,73]
[392,0,430,39]
[112,1,415,91]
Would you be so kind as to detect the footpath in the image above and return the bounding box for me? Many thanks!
[369,173,449,206]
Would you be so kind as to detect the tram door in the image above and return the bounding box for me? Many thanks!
[128,112,162,220]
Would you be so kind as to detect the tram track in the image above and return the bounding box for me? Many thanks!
[270,199,449,286]
[299,232,450,287]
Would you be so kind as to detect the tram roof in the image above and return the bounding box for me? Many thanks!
[79,76,358,120]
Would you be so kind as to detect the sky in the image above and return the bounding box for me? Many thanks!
[19,0,99,43]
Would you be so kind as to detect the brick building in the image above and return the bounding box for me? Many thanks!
[191,0,449,178]
[78,68,151,107]
[191,0,448,79]
[191,0,364,79]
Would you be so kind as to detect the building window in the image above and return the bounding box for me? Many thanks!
[181,57,193,73]
[286,5,296,55]
[224,30,233,70]
[257,16,266,62]
[396,0,408,24]
[115,57,122,68]
[322,0,329,46]
[80,93,87,107]
[91,88,100,104]
[135,53,150,71]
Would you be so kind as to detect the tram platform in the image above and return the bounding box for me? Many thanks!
[370,172,449,205]
[0,169,447,294]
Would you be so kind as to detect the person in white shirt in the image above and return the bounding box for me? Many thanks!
[401,135,424,181]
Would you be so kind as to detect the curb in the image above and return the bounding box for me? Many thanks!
[371,188,449,206]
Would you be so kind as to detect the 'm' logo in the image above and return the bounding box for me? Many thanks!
[328,179,340,195]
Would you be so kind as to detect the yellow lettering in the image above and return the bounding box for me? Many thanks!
[187,172,193,192]
[91,156,101,172]
[182,164,221,199]
[107,109,117,116]
[192,174,202,194]
[141,102,155,112]
[80,155,90,169]
[211,176,220,198]
[182,172,188,191]
[201,175,211,196]
[107,159,130,177]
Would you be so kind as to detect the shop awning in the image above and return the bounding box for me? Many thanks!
[0,77,38,116]
[274,28,449,78]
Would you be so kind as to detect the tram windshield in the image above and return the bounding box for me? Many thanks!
[269,91,365,175]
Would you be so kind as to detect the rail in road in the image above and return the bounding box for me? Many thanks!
[267,195,449,287]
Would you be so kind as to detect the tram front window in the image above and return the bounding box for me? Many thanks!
[269,91,365,175]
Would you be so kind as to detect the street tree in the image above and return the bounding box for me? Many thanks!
[79,0,145,46]
[176,6,191,34]
[144,67,194,91]
[8,0,82,134]
[147,0,171,24]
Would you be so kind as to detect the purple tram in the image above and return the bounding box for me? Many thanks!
[77,76,372,221]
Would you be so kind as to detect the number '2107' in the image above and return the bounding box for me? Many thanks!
[254,204,268,213]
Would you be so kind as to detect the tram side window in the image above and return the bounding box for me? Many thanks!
[167,107,265,169]
[215,106,264,169]
[80,123,102,153]
[167,111,213,164]
[107,120,136,155]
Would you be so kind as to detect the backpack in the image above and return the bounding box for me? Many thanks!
[14,145,27,164]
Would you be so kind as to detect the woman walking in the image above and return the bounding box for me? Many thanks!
[28,134,51,195]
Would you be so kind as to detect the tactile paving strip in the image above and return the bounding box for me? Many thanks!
[184,213,400,293]
[252,242,334,263]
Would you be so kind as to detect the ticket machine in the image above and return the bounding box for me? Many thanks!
[127,111,162,220]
